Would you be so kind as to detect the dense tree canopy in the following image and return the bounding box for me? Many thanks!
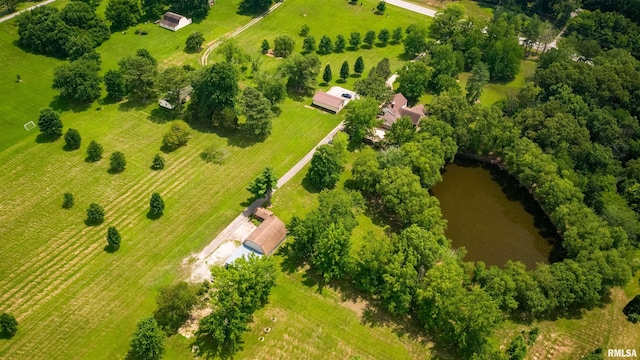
[343,98,381,144]
[105,0,142,30]
[189,62,239,123]
[238,87,274,139]
[279,53,320,93]
[37,107,63,138]
[52,57,101,104]
[129,317,164,360]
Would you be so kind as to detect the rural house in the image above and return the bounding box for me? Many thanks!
[158,86,193,110]
[158,12,192,31]
[380,93,426,129]
[243,208,287,255]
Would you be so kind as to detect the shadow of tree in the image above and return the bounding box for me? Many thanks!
[35,133,60,144]
[49,96,92,113]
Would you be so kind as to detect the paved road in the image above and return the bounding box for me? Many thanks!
[385,0,436,17]
[201,1,284,65]
[0,0,55,23]
[189,120,344,282]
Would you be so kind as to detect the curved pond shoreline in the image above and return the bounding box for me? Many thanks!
[431,156,563,269]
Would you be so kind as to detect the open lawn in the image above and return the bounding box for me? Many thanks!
[208,0,432,90]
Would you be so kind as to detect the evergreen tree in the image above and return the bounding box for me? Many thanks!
[354,56,364,75]
[107,226,121,251]
[151,153,165,170]
[149,192,165,217]
[322,64,332,84]
[340,61,350,81]
[86,140,104,162]
[247,167,278,203]
[109,151,126,173]
[64,128,81,150]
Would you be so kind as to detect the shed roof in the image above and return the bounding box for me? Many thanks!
[161,12,185,25]
[244,208,287,255]
[313,92,346,109]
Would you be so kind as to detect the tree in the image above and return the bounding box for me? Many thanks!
[185,31,205,53]
[238,87,274,139]
[157,66,191,113]
[104,69,126,101]
[52,58,101,104]
[354,56,364,75]
[238,0,272,13]
[397,61,433,105]
[109,151,126,173]
[261,39,270,54]
[279,53,321,93]
[107,226,121,251]
[349,32,361,49]
[142,0,164,19]
[344,98,380,144]
[392,26,403,43]
[307,144,345,189]
[38,108,63,138]
[129,316,164,360]
[299,24,310,37]
[318,35,333,54]
[217,39,250,66]
[154,282,198,334]
[302,36,316,53]
[378,28,390,46]
[105,0,142,30]
[168,0,210,18]
[385,116,416,146]
[162,120,192,150]
[465,62,490,104]
[376,0,386,13]
[485,36,523,82]
[247,167,278,203]
[340,61,350,81]
[370,57,392,79]
[86,203,104,225]
[354,76,393,103]
[255,71,287,104]
[623,295,640,323]
[313,223,352,281]
[118,54,157,102]
[273,35,295,58]
[16,7,73,58]
[363,30,376,47]
[334,34,346,52]
[151,153,165,170]
[64,128,82,150]
[1,0,18,12]
[149,192,165,217]
[404,24,429,58]
[322,64,333,84]
[0,313,18,339]
[189,62,239,123]
[63,192,74,209]
[86,140,104,162]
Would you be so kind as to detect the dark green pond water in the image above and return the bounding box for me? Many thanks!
[431,159,559,269]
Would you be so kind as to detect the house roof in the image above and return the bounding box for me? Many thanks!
[313,92,346,109]
[161,12,185,26]
[392,93,408,108]
[245,208,287,255]
[400,105,425,126]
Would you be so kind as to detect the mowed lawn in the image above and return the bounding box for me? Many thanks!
[208,0,432,89]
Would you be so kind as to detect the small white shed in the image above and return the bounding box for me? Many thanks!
[312,92,346,113]
[159,12,192,31]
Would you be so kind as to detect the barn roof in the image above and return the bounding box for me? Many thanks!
[313,92,345,109]
[161,12,185,26]
[245,208,287,255]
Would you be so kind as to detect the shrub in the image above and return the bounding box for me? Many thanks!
[623,294,640,323]
[0,313,18,339]
[185,31,205,53]
[86,140,104,162]
[299,24,310,37]
[63,192,74,209]
[86,203,104,225]
[200,145,225,164]
[162,120,192,150]
[64,128,81,150]
[109,151,126,173]
[151,153,165,170]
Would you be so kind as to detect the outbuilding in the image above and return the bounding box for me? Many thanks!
[158,12,192,31]
[312,92,347,113]
[243,208,287,255]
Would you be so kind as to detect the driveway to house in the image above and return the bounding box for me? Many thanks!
[188,120,344,282]
[385,0,437,17]
[0,0,55,23]
[201,1,284,65]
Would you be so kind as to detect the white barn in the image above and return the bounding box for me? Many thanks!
[158,12,192,31]
[312,92,346,113]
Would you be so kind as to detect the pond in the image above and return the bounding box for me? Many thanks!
[431,158,560,269]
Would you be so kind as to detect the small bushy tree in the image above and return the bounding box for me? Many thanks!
[261,39,270,54]
[334,34,346,52]
[185,31,205,53]
[247,167,278,203]
[86,140,104,162]
[109,151,126,173]
[318,35,333,54]
[349,32,361,49]
[302,36,316,53]
[149,192,165,217]
[0,313,18,339]
[378,28,390,45]
[86,203,104,225]
[151,153,165,170]
[64,128,81,150]
[107,226,121,251]
[299,24,310,37]
[129,316,164,360]
[63,192,74,209]
[392,26,403,43]
[38,107,63,138]
[162,120,192,150]
[363,30,376,47]
[376,0,386,13]
[273,35,295,58]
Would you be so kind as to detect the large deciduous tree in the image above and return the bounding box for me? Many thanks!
[255,71,287,105]
[279,53,320,93]
[343,98,381,144]
[273,35,295,58]
[118,52,157,102]
[397,61,433,105]
[465,62,490,104]
[307,143,346,190]
[238,0,272,13]
[247,167,278,203]
[128,316,165,360]
[185,31,205,53]
[154,282,198,334]
[189,62,239,123]
[105,0,142,30]
[157,66,191,113]
[168,0,210,18]
[52,57,101,104]
[104,69,127,101]
[403,24,429,58]
[162,120,192,150]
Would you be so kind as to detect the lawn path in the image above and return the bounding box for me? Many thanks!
[188,120,344,282]
[200,0,285,65]
[0,0,56,23]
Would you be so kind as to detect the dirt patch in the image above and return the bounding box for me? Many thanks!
[340,297,368,318]
[178,306,213,338]
[187,240,240,283]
